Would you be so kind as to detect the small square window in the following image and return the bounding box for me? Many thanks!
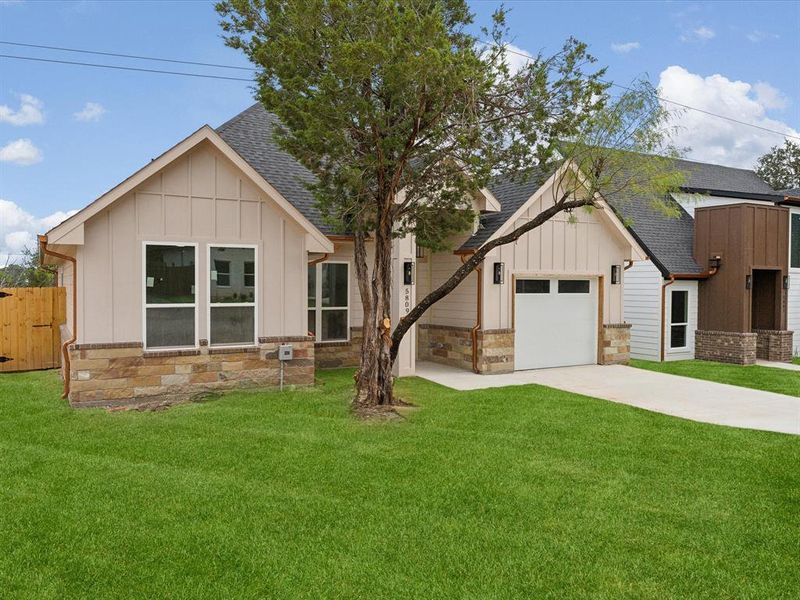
[244,261,255,287]
[558,279,590,294]
[516,279,550,294]
[214,259,231,287]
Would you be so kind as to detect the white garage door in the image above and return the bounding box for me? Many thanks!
[514,278,598,370]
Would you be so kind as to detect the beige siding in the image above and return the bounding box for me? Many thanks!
[482,180,631,330]
[623,260,663,360]
[76,141,308,344]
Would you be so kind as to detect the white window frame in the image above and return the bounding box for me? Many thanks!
[207,244,258,348]
[309,261,350,343]
[669,289,689,350]
[142,241,199,351]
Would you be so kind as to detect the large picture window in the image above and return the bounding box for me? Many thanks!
[670,289,689,349]
[308,262,349,342]
[144,243,196,349]
[209,246,257,346]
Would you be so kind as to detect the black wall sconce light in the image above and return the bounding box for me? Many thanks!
[611,264,621,285]
[784,275,791,290]
[709,255,722,269]
[745,274,752,290]
[403,261,415,285]
[493,262,504,285]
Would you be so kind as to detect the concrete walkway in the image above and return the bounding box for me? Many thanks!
[757,359,800,372]
[415,361,800,435]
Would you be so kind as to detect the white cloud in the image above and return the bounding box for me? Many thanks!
[0,94,44,126]
[681,26,715,42]
[502,43,534,73]
[73,102,106,122]
[658,66,800,168]
[611,41,640,54]
[753,82,788,110]
[0,138,43,165]
[0,199,77,262]
[746,30,779,43]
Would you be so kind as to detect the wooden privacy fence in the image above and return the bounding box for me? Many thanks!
[0,287,67,373]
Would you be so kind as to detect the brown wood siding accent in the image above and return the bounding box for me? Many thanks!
[695,203,789,333]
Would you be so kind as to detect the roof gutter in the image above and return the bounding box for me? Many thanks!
[37,235,76,400]
[681,187,785,203]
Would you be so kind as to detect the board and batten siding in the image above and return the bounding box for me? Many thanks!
[623,260,662,361]
[76,140,308,345]
[788,207,800,356]
[482,181,630,330]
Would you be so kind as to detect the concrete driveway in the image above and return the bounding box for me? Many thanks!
[415,361,800,435]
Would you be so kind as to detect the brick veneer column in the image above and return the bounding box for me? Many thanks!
[753,329,794,362]
[695,330,757,365]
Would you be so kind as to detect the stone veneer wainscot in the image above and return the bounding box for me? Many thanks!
[695,330,757,365]
[64,333,315,408]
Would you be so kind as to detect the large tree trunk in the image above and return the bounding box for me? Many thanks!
[354,217,395,408]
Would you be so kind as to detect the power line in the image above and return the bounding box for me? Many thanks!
[0,54,254,82]
[2,39,798,142]
[488,41,800,142]
[0,40,256,71]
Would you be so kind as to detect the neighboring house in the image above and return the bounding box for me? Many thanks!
[41,103,645,407]
[615,159,799,364]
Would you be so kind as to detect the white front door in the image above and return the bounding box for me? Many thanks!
[514,277,598,370]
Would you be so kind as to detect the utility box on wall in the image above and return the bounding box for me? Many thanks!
[278,344,293,361]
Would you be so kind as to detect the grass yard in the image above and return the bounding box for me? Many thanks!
[631,358,800,397]
[1,369,798,598]
[793,356,800,366]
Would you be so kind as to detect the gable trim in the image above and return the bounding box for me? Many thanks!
[46,125,334,253]
[484,162,646,260]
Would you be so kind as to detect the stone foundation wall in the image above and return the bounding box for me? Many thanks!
[600,323,631,365]
[695,330,757,365]
[67,336,315,408]
[753,329,794,362]
[315,327,362,368]
[417,324,514,374]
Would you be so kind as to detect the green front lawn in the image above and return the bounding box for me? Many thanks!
[793,356,800,366]
[1,370,798,598]
[631,359,800,397]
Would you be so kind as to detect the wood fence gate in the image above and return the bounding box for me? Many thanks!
[0,287,67,373]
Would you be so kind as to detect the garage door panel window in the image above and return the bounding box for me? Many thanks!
[516,279,550,294]
[558,279,590,294]
[670,290,688,349]
[209,246,256,346]
[144,243,196,349]
[309,262,349,342]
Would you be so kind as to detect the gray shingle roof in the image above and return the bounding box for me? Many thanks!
[216,103,332,234]
[607,191,702,275]
[215,104,778,276]
[672,157,781,197]
[781,187,800,197]
[458,168,554,251]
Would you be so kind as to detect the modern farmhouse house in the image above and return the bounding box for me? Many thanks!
[616,160,799,364]
[41,104,646,407]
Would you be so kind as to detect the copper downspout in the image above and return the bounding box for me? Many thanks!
[461,254,483,373]
[38,235,76,400]
[308,252,329,267]
[659,266,718,361]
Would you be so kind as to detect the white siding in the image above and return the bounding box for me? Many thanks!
[664,280,697,361]
[673,193,764,217]
[623,260,662,360]
[788,207,800,356]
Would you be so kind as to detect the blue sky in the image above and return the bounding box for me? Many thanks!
[1,0,799,260]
